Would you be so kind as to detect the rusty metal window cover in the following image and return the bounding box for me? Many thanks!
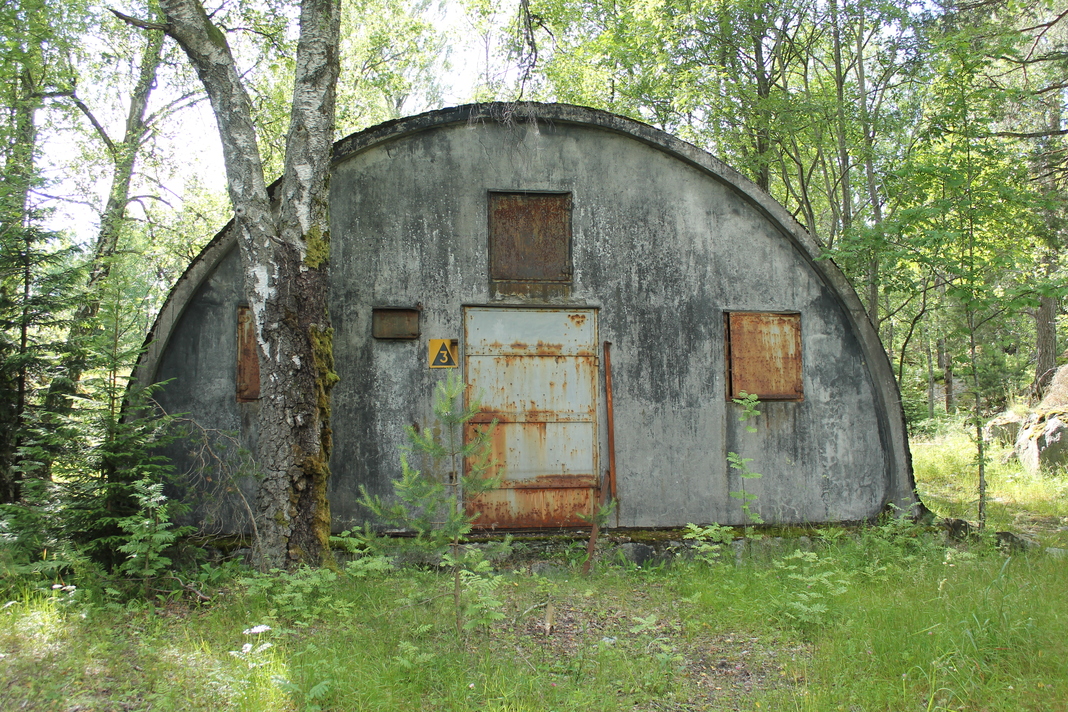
[236,305,261,402]
[489,192,572,283]
[725,312,803,401]
[372,307,420,340]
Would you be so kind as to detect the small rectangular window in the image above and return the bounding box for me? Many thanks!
[236,306,260,402]
[725,312,803,401]
[372,307,420,340]
[489,192,572,283]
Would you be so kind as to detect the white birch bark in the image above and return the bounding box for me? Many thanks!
[153,0,341,567]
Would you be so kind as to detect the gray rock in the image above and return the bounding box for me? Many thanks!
[530,561,568,577]
[1038,365,1068,409]
[730,539,747,564]
[984,411,1025,445]
[1045,547,1068,559]
[1016,414,1068,474]
[995,531,1039,553]
[618,542,658,567]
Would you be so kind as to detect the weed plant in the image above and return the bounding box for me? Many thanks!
[4,420,1068,711]
[4,519,1067,711]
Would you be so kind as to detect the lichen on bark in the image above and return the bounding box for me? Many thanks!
[304,223,331,270]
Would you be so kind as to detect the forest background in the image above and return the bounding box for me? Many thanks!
[1,0,1067,569]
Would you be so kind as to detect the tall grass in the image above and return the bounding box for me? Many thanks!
[3,526,1067,712]
[912,420,1068,546]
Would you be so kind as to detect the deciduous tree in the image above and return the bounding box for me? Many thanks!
[117,0,342,568]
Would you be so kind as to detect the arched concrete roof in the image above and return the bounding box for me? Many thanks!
[135,101,916,514]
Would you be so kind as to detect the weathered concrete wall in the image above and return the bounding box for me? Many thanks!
[327,111,894,528]
[141,103,914,531]
[151,246,260,531]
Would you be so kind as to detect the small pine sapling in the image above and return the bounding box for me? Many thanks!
[118,475,193,594]
[358,371,506,633]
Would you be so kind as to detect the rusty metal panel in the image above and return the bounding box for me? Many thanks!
[466,421,598,480]
[466,307,595,356]
[727,312,803,401]
[372,307,419,339]
[466,356,598,422]
[489,193,572,282]
[236,306,260,402]
[466,486,596,528]
[464,307,598,529]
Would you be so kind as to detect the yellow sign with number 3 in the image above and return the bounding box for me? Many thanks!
[428,339,458,368]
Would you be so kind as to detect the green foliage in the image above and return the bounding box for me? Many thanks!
[242,565,356,627]
[577,497,617,529]
[359,372,500,548]
[682,522,734,565]
[359,371,509,633]
[726,452,763,524]
[732,391,760,433]
[726,386,765,529]
[770,549,852,632]
[117,476,193,583]
[0,225,85,501]
[4,515,1068,712]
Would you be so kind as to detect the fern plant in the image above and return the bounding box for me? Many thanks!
[118,475,193,592]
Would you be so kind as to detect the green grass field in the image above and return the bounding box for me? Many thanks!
[2,422,1067,711]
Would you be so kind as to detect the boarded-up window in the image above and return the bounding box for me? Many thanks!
[489,192,572,283]
[725,312,803,401]
[372,307,420,339]
[236,306,261,402]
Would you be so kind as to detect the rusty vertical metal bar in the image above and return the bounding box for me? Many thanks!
[603,341,618,525]
[582,515,600,576]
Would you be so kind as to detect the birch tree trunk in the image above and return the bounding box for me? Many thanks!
[149,0,341,568]
[43,29,165,425]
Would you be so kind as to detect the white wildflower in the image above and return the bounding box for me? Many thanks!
[237,643,253,655]
[243,624,272,635]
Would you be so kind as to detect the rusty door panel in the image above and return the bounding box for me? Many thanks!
[489,193,572,282]
[727,312,803,400]
[466,307,596,356]
[236,306,260,402]
[466,356,598,422]
[464,307,598,529]
[467,486,595,528]
[466,421,597,481]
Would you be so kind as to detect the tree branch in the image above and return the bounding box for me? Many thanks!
[110,9,168,31]
[70,95,117,154]
[991,128,1068,139]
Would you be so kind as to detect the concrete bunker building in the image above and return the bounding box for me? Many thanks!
[138,103,916,531]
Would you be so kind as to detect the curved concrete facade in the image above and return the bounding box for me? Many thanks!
[139,102,915,531]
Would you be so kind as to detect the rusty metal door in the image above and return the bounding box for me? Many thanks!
[464,307,599,528]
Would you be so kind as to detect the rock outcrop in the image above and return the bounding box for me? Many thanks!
[1014,365,1068,474]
